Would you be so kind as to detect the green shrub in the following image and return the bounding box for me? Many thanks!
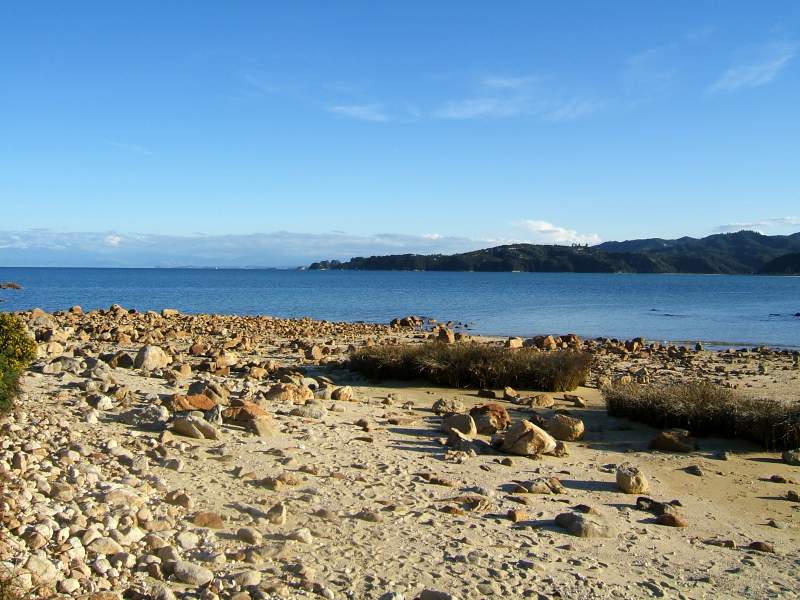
[0,314,36,373]
[604,381,800,450]
[349,342,591,392]
[0,356,20,414]
[0,313,35,414]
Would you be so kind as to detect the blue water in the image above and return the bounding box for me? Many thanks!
[0,268,798,348]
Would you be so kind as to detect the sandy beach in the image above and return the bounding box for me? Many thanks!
[1,306,799,599]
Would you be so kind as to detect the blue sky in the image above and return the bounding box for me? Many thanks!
[1,1,799,266]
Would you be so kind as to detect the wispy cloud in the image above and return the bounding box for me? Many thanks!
[517,220,602,245]
[109,141,152,156]
[0,229,496,267]
[0,223,605,267]
[327,104,391,122]
[543,99,603,123]
[715,216,800,233]
[708,40,798,93]
[431,75,600,122]
[431,96,532,120]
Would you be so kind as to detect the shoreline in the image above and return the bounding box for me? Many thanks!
[10,305,800,352]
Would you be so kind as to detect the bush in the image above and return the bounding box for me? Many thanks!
[0,357,20,414]
[604,381,800,450]
[0,313,36,414]
[349,342,591,392]
[0,314,36,373]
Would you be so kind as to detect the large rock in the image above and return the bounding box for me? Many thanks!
[616,463,649,494]
[168,394,216,412]
[545,414,585,441]
[134,345,171,370]
[432,397,465,415]
[187,380,229,404]
[470,403,510,434]
[500,420,557,457]
[441,413,477,436]
[24,554,59,585]
[555,512,612,538]
[265,383,314,404]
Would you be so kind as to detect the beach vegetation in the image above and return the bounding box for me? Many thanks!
[349,342,591,391]
[604,381,800,450]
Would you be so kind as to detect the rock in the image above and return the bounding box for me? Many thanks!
[432,397,465,415]
[529,394,554,408]
[88,537,124,555]
[655,513,688,527]
[500,420,557,457]
[134,345,171,371]
[173,560,213,586]
[237,527,262,544]
[171,416,221,440]
[564,393,586,407]
[192,511,225,529]
[290,402,328,419]
[187,380,229,404]
[650,430,696,453]
[544,414,585,441]
[555,511,612,538]
[783,448,800,466]
[419,591,455,600]
[288,528,313,544]
[748,541,776,553]
[24,554,59,585]
[616,463,649,494]
[437,328,455,344]
[503,386,518,400]
[331,386,353,401]
[266,502,288,525]
[266,383,314,404]
[441,413,477,436]
[222,401,269,423]
[169,394,217,412]
[505,337,523,349]
[469,403,510,434]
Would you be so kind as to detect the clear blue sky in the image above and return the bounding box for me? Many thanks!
[1,2,799,266]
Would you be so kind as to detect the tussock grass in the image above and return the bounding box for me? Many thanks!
[349,342,591,392]
[604,381,800,450]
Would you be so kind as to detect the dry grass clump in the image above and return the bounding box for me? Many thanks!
[604,381,800,450]
[349,342,591,392]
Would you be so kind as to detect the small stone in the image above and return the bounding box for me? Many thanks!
[173,560,214,586]
[616,463,649,494]
[288,527,313,544]
[654,513,688,527]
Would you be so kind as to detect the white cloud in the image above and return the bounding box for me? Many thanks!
[715,216,800,233]
[708,41,797,93]
[518,220,602,245]
[104,235,123,247]
[0,229,498,267]
[327,104,390,122]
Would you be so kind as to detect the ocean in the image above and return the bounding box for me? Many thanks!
[0,267,798,349]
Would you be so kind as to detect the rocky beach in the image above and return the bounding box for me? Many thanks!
[2,306,799,600]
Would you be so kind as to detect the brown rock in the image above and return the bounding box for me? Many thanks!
[169,394,216,412]
[470,403,511,434]
[650,430,696,453]
[500,420,557,456]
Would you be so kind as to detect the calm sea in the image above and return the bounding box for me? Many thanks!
[0,268,798,349]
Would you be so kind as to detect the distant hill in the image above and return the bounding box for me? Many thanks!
[308,231,800,274]
[758,252,800,275]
